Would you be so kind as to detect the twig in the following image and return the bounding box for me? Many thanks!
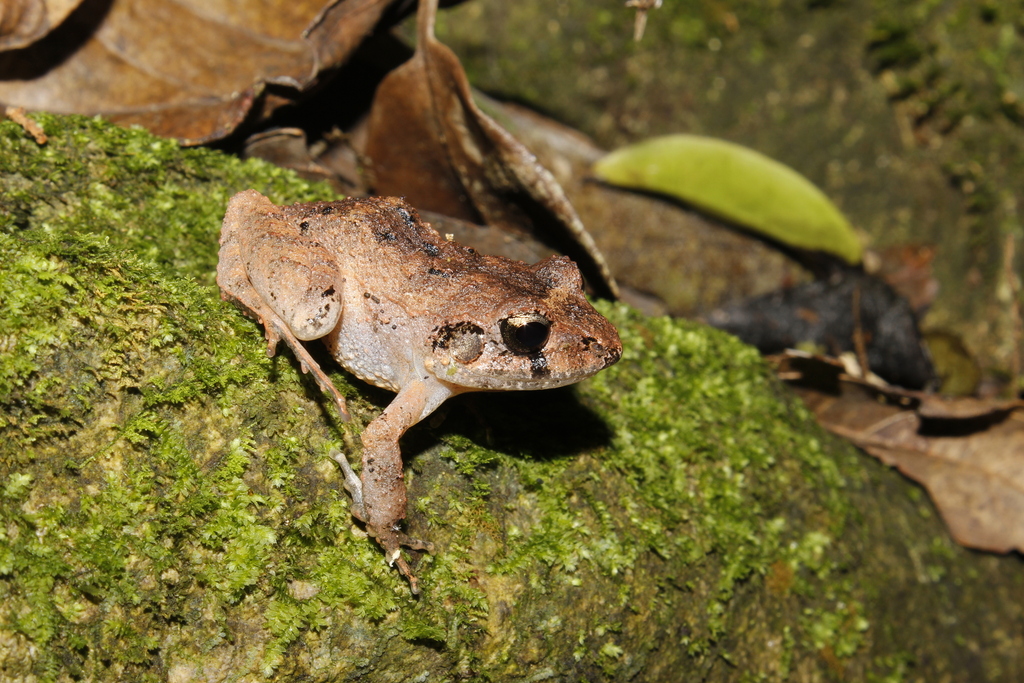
[1005,232,1022,396]
[625,0,662,41]
[851,283,871,379]
[3,107,47,144]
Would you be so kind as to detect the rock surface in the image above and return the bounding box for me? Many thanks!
[1,114,1022,682]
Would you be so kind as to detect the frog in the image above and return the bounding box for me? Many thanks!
[217,189,622,594]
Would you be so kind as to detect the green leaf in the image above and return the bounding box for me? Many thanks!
[592,134,862,264]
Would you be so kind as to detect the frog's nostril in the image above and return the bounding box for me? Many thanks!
[605,346,622,366]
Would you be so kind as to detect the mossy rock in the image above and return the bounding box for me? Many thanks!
[1,114,1022,682]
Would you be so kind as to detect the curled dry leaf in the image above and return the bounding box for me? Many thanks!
[242,128,338,186]
[774,351,1024,554]
[0,0,393,143]
[0,0,82,51]
[364,0,617,298]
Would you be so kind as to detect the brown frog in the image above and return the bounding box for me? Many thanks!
[217,189,622,593]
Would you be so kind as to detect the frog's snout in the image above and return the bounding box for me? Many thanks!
[579,322,622,370]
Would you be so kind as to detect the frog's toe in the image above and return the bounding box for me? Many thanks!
[392,554,422,595]
[367,524,434,595]
[377,532,429,595]
[397,531,435,554]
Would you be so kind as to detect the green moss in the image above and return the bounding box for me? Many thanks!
[2,114,1023,681]
[0,113,334,285]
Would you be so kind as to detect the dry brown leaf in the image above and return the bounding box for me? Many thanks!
[364,0,618,298]
[0,0,392,143]
[914,394,1022,420]
[0,0,82,52]
[243,128,339,186]
[775,352,1024,554]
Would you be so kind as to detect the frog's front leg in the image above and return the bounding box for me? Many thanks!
[337,379,446,594]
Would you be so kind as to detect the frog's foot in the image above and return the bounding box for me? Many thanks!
[377,528,435,596]
[330,450,365,518]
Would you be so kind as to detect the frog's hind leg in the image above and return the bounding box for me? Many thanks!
[218,189,350,421]
[220,281,350,421]
[224,289,351,422]
[263,315,351,422]
[218,270,350,421]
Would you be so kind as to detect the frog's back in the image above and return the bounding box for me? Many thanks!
[276,197,463,281]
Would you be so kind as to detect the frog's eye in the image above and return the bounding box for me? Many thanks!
[500,313,551,354]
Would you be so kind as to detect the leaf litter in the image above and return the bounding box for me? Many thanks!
[774,351,1024,554]
[0,0,395,143]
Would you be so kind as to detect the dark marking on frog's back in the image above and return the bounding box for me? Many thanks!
[396,206,417,229]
